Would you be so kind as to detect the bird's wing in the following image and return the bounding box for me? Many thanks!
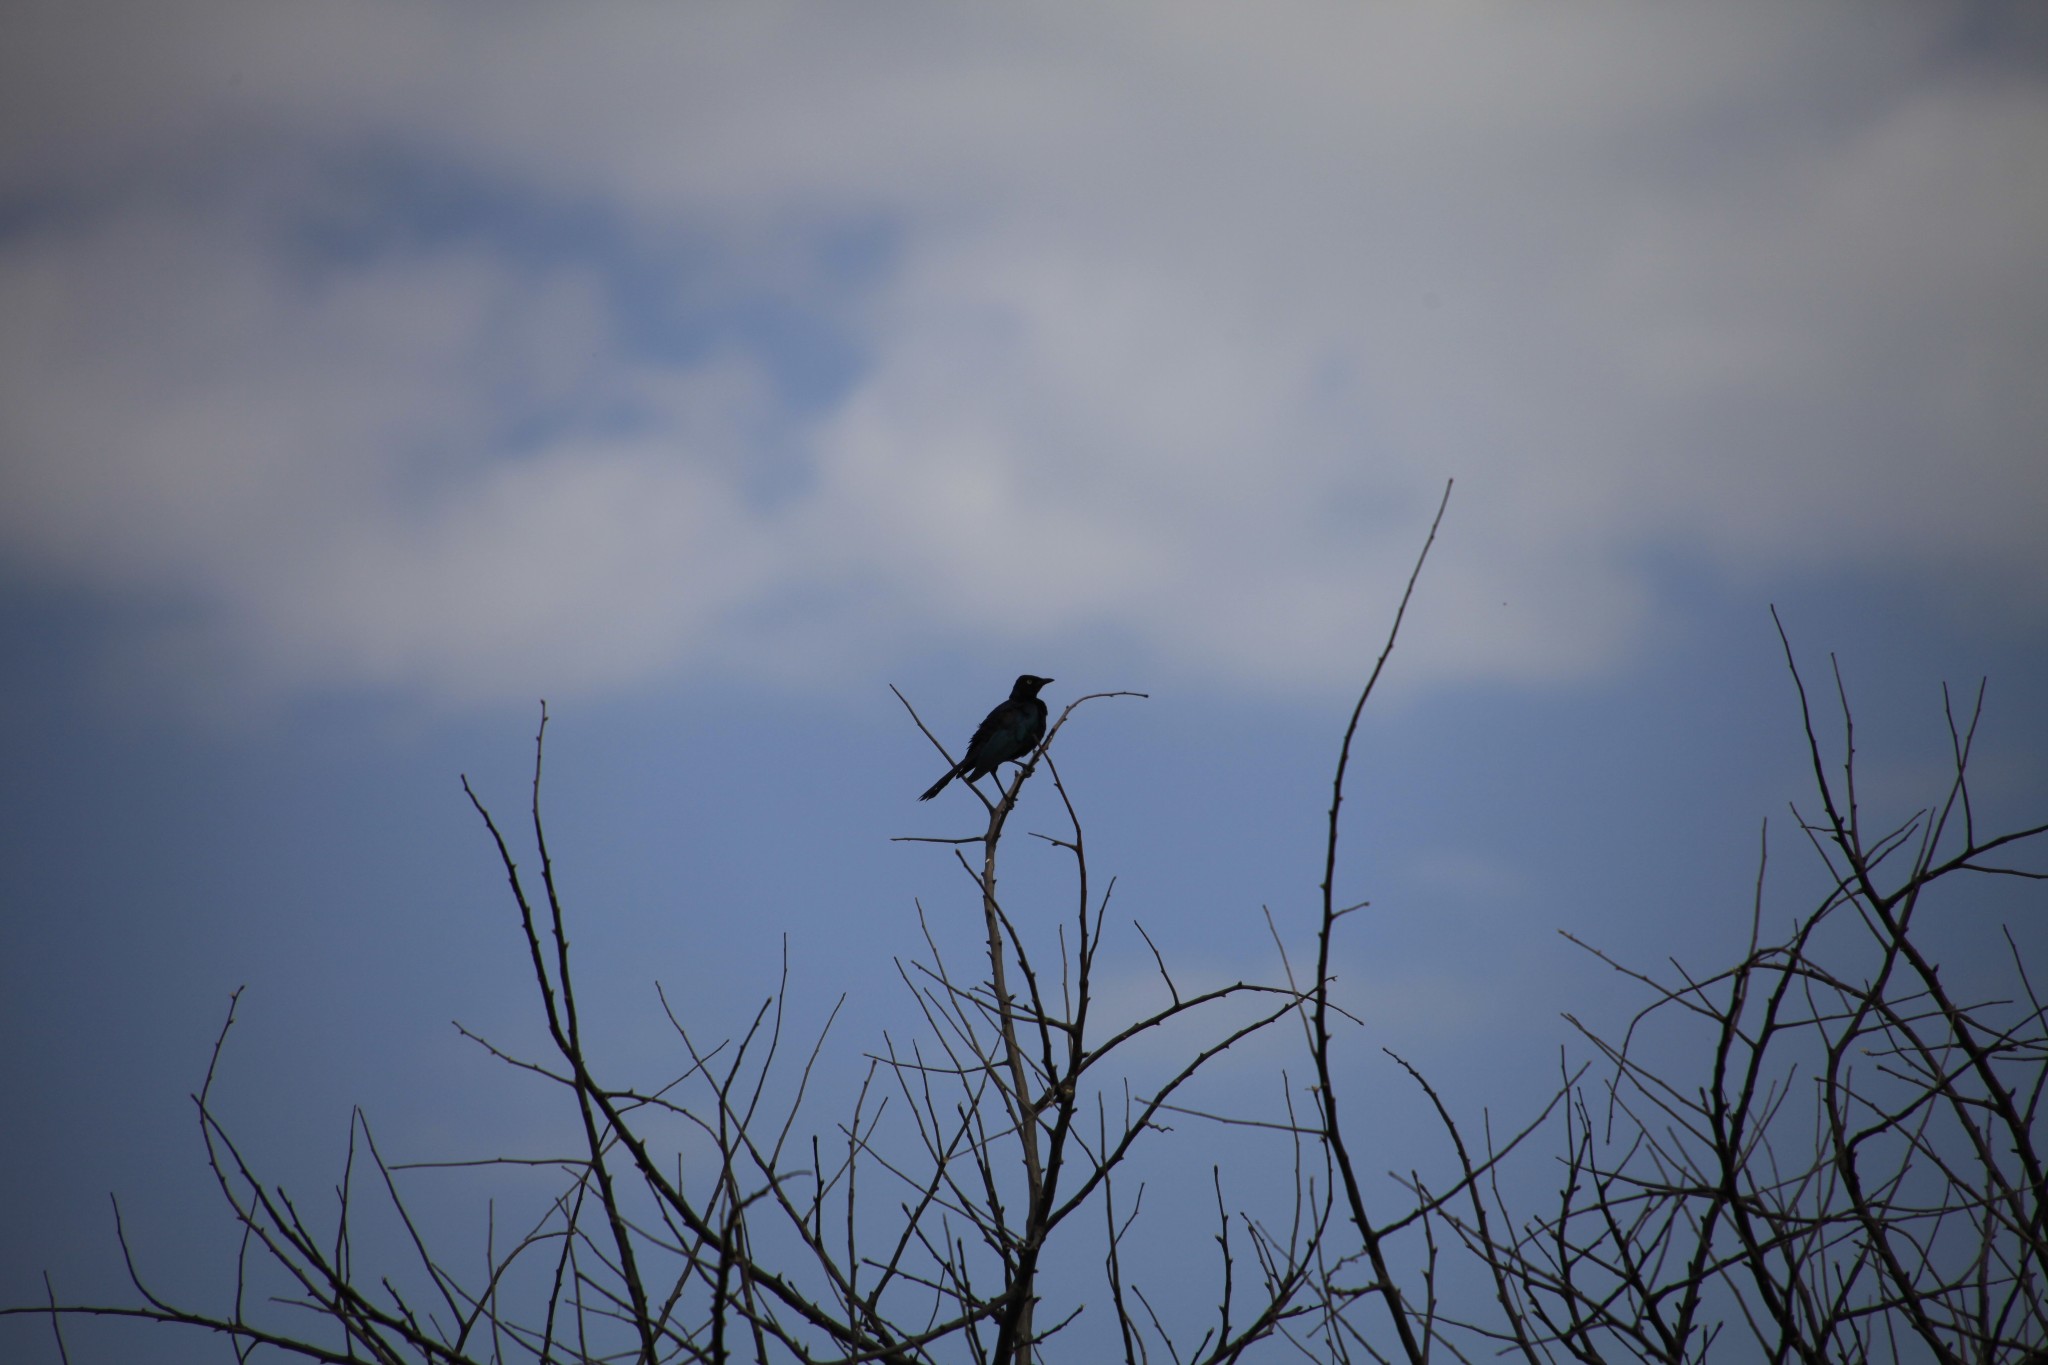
[965,700,1015,753]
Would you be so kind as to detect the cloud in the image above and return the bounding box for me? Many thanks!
[2,3,2044,706]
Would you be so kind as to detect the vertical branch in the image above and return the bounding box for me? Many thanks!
[1312,478,1452,1364]
[979,770,1044,1365]
[526,703,660,1365]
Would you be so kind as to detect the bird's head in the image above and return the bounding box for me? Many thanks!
[1012,674,1054,699]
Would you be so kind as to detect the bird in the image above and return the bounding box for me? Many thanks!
[919,675,1054,801]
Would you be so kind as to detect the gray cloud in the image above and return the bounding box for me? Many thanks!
[2,2,2043,704]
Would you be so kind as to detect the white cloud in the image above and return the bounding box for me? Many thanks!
[2,2,2043,705]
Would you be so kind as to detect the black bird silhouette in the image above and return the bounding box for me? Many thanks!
[918,675,1054,801]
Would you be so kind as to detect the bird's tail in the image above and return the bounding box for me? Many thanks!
[919,762,965,801]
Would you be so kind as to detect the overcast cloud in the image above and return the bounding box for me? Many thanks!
[3,1,2044,704]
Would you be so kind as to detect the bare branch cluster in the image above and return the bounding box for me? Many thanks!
[12,482,2043,1365]
[1372,613,2048,1365]
[18,681,1329,1365]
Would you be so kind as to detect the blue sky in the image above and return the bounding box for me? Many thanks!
[3,4,2045,1360]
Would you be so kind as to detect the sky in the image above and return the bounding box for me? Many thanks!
[2,3,2045,1360]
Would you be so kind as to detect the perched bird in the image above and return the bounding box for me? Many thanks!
[919,675,1054,801]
